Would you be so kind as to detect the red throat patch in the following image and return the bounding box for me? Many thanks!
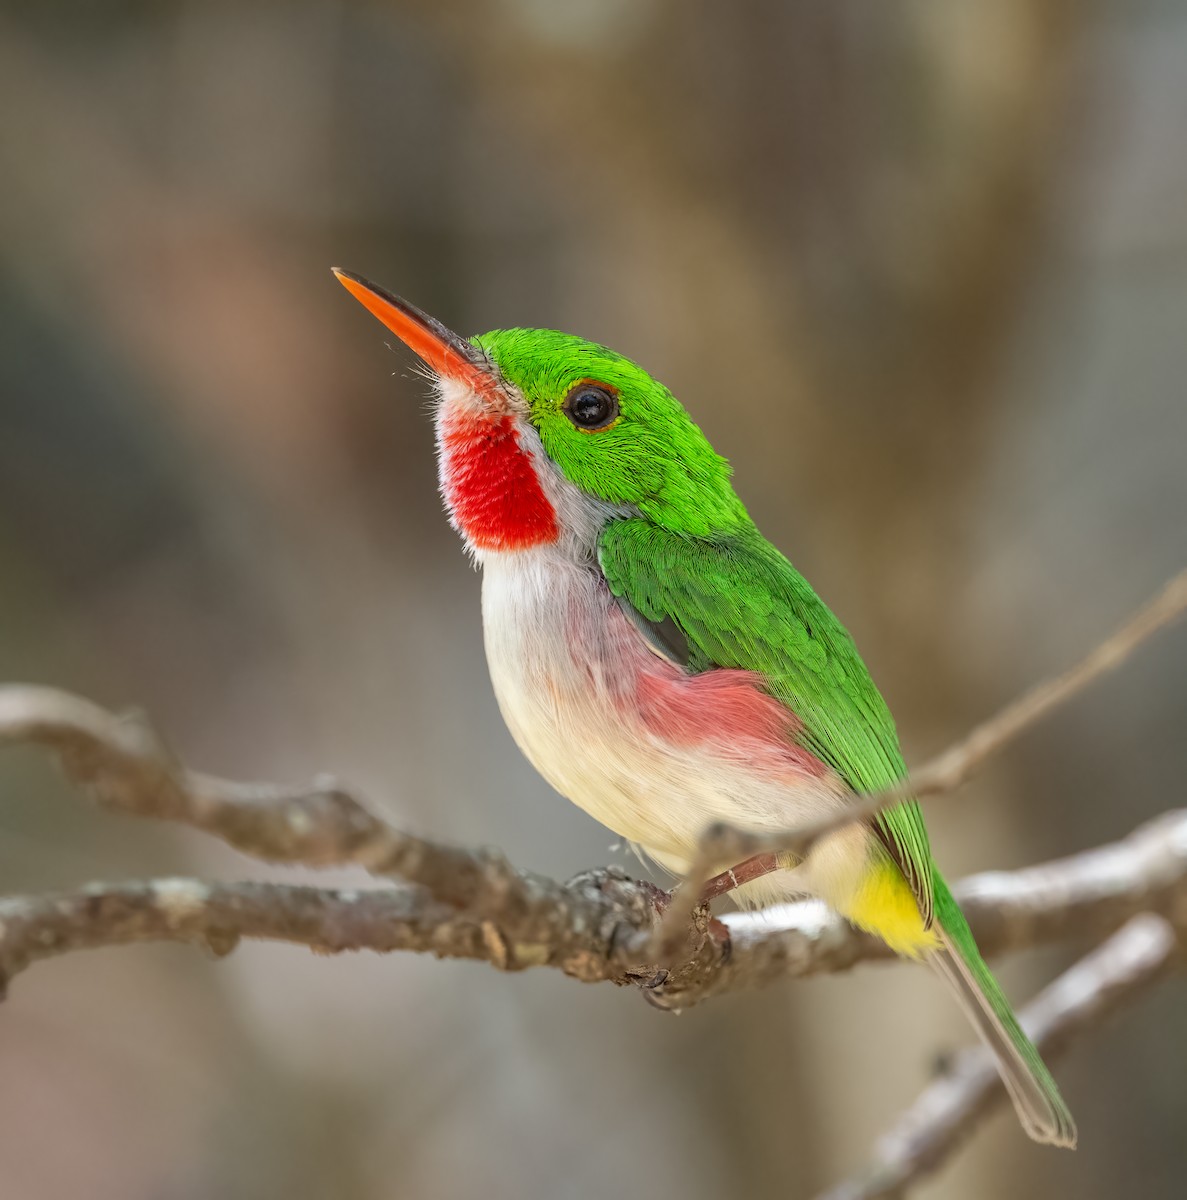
[439,408,560,551]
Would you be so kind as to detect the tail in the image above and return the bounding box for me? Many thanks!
[930,874,1077,1148]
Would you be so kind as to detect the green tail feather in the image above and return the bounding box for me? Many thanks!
[931,875,1077,1148]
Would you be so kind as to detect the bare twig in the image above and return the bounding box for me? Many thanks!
[0,808,1183,1008]
[818,914,1183,1200]
[0,684,560,919]
[659,568,1187,951]
[0,875,672,996]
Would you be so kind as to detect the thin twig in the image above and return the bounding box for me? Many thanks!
[659,568,1187,951]
[818,914,1183,1200]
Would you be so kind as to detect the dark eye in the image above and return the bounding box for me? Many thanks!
[563,383,619,431]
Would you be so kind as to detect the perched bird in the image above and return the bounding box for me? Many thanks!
[333,268,1076,1147]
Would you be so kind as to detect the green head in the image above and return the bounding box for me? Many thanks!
[332,270,749,554]
[473,328,748,536]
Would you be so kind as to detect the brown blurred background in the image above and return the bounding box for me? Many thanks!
[1,2,1185,1197]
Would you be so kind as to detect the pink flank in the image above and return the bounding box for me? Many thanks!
[588,599,828,779]
[634,665,828,777]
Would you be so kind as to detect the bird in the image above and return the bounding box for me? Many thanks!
[332,267,1076,1148]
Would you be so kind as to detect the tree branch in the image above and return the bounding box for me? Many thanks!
[2,678,1187,1005]
[0,875,664,995]
[0,683,639,966]
[818,913,1183,1200]
[0,685,527,907]
[0,808,1183,1010]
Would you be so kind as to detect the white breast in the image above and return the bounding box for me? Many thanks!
[480,546,864,901]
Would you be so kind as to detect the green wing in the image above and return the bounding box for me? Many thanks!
[598,518,934,924]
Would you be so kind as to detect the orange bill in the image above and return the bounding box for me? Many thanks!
[332,268,497,395]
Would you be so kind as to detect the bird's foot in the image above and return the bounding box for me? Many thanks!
[645,852,788,971]
[636,879,733,964]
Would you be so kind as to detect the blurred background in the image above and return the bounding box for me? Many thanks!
[1,2,1185,1197]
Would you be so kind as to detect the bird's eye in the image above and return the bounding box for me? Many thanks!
[563,383,619,431]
